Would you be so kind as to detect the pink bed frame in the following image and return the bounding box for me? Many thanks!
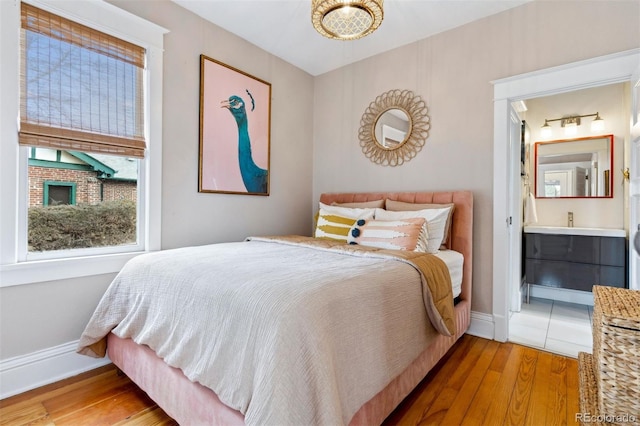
[107,191,473,425]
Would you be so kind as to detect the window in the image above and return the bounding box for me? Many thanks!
[43,181,76,206]
[21,3,144,255]
[0,0,167,286]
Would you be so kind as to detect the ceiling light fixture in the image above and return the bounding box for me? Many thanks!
[312,0,383,40]
[539,112,605,138]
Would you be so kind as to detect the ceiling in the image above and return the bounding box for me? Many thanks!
[171,0,532,76]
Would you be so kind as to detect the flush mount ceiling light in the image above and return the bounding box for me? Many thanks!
[540,112,605,138]
[312,0,384,40]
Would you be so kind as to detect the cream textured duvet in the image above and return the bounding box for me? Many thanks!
[77,236,454,425]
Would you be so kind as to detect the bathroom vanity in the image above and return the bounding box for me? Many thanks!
[524,226,627,293]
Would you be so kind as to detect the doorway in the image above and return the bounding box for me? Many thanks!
[491,48,640,344]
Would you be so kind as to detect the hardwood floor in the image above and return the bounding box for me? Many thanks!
[0,335,580,425]
[384,335,580,425]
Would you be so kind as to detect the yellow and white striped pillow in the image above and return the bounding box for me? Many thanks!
[347,217,426,251]
[314,203,376,242]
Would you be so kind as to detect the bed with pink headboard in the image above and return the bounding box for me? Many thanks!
[85,190,473,425]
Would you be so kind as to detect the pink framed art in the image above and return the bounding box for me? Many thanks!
[198,55,271,195]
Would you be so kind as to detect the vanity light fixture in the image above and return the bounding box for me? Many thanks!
[540,112,605,138]
[312,0,383,40]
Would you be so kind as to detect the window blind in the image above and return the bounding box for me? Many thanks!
[19,3,147,158]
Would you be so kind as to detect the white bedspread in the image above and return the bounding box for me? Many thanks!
[77,237,451,425]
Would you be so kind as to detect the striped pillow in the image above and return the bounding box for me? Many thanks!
[375,207,451,253]
[314,203,376,242]
[315,213,360,242]
[347,217,426,251]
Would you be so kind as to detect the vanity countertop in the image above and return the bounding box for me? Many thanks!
[524,226,626,238]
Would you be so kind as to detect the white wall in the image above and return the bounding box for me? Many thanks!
[523,83,629,229]
[312,0,640,315]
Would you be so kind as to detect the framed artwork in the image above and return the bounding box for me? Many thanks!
[198,55,271,195]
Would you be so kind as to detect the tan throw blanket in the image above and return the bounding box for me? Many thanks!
[78,236,455,425]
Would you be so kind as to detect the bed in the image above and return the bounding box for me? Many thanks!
[77,190,473,425]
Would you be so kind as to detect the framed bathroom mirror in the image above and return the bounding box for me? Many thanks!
[534,134,613,198]
[358,89,430,166]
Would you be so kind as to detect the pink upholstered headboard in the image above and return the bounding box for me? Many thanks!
[319,191,473,305]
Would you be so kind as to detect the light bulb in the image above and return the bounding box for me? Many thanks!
[540,121,552,139]
[591,114,604,132]
[564,122,578,136]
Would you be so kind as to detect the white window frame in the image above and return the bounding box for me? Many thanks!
[0,0,167,287]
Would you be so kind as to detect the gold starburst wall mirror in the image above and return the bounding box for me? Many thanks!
[358,89,430,166]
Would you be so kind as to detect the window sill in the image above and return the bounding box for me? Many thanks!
[0,251,150,287]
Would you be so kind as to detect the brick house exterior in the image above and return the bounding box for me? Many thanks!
[28,149,137,207]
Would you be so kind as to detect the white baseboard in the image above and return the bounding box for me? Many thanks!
[467,311,494,340]
[0,340,111,400]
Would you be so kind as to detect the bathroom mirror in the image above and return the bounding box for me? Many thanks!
[358,89,430,166]
[534,135,613,198]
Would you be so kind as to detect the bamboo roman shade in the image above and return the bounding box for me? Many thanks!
[19,3,147,158]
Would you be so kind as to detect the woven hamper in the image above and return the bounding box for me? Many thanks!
[578,352,604,426]
[592,285,640,420]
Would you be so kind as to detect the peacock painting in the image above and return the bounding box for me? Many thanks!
[198,55,271,195]
[220,91,268,193]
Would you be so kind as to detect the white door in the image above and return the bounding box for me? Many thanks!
[508,106,523,312]
[629,66,640,290]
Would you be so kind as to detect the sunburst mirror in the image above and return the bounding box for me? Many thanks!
[358,89,430,166]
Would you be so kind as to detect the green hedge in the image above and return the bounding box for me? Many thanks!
[29,200,136,252]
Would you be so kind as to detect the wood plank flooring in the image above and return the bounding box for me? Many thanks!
[0,335,580,425]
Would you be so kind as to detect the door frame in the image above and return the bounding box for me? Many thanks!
[492,48,640,342]
[629,65,640,291]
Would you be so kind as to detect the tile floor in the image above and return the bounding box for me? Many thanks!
[509,297,593,358]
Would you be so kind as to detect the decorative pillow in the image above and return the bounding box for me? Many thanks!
[318,202,377,219]
[347,217,425,251]
[314,203,375,242]
[331,199,385,209]
[385,200,456,246]
[375,206,452,253]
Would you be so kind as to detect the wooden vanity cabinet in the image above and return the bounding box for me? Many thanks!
[524,233,627,292]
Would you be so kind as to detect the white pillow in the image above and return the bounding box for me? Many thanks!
[318,202,377,218]
[374,206,452,253]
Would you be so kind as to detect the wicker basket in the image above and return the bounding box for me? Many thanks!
[578,352,604,426]
[592,285,640,421]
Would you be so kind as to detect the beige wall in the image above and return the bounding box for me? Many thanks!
[312,0,640,314]
[0,275,115,356]
[0,0,314,359]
